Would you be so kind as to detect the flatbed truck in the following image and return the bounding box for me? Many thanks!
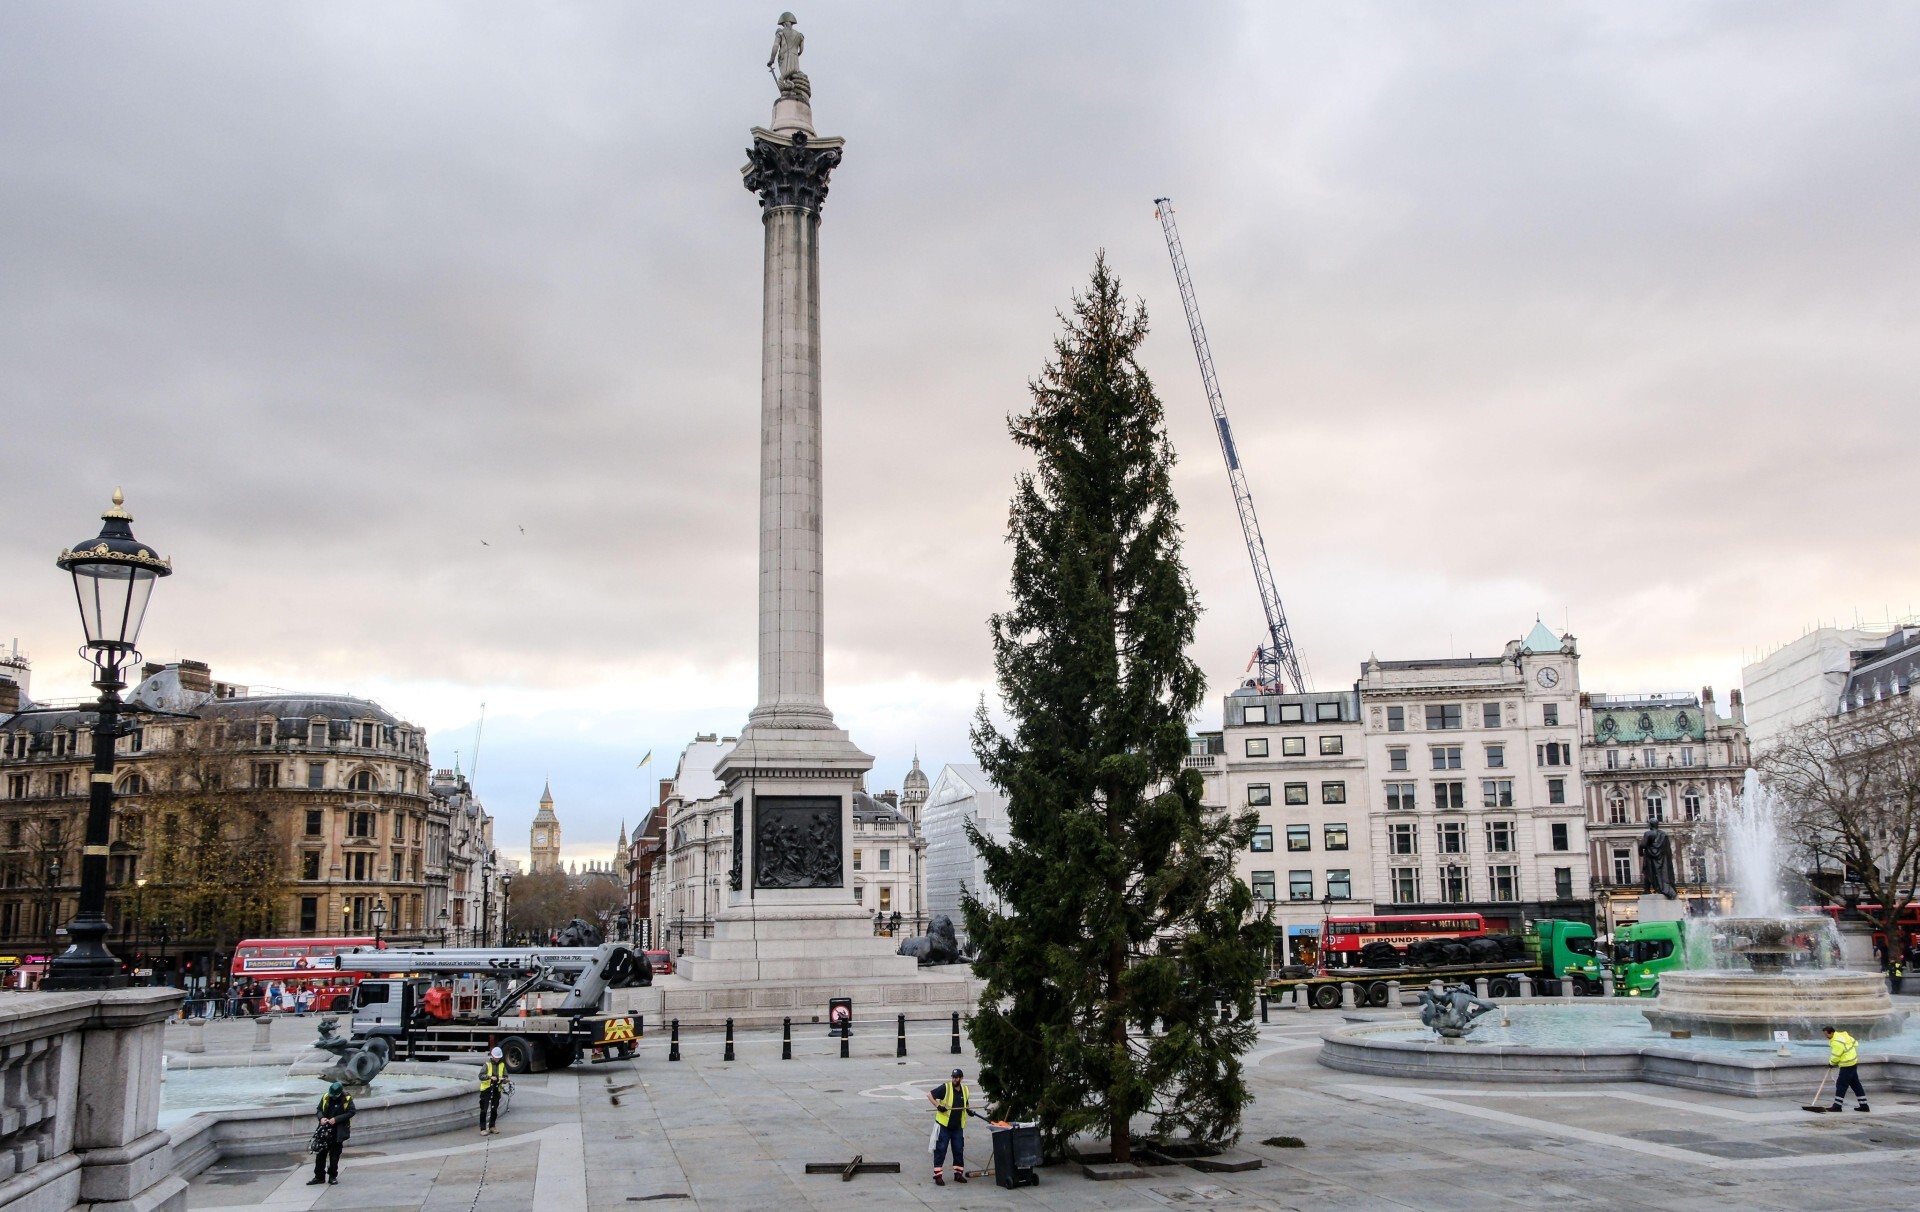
[1266,919,1606,1009]
[332,943,651,1073]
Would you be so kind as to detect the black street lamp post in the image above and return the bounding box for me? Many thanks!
[371,898,387,949]
[480,851,494,948]
[499,874,512,947]
[45,491,172,991]
[44,857,62,952]
[437,907,450,949]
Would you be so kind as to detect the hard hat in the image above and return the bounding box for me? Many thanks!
[951,1068,963,1078]
[490,1047,504,1059]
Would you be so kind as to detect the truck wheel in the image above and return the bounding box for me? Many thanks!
[1366,982,1391,1008]
[1487,979,1513,999]
[498,1036,535,1075]
[545,1040,577,1069]
[329,996,350,1013]
[1311,984,1341,1010]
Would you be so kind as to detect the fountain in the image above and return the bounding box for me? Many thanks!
[1639,770,1906,1041]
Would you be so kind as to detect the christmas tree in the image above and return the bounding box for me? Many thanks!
[965,256,1268,1162]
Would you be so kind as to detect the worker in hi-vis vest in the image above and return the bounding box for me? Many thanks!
[479,1047,509,1135]
[928,1066,984,1185]
[1825,1025,1869,1112]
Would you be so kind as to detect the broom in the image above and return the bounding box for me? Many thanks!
[1801,1067,1833,1113]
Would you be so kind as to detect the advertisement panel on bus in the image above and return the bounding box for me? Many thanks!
[230,937,378,1012]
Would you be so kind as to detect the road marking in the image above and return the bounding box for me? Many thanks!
[1348,1084,1920,1169]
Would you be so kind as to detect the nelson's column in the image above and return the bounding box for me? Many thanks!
[678,14,922,989]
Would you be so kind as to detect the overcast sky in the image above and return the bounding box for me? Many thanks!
[5,3,1917,866]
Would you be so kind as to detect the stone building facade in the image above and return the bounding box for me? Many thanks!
[0,660,467,985]
[1355,622,1593,933]
[1580,688,1749,932]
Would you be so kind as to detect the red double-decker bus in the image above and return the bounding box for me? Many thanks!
[1320,913,1487,969]
[230,937,378,1012]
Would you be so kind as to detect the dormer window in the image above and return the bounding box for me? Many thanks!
[309,721,327,748]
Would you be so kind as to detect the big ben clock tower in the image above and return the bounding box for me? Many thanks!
[530,782,562,874]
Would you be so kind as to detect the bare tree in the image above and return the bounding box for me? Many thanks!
[1761,696,1920,953]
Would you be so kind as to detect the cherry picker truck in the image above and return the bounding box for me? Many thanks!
[329,943,651,1073]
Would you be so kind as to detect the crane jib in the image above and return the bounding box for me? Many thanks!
[1215,416,1239,471]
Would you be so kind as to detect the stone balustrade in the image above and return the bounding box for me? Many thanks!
[0,987,182,1212]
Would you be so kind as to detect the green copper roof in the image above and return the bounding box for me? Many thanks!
[1522,620,1561,653]
[1594,705,1706,743]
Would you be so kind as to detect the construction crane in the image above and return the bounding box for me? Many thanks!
[1152,198,1307,694]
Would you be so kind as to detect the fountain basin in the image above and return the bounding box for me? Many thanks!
[1642,971,1906,1041]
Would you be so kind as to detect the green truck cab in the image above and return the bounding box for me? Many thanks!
[1611,920,1702,996]
[1526,919,1606,994]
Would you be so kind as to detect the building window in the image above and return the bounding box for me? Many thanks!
[1316,702,1341,722]
[1251,870,1276,901]
[1281,736,1306,757]
[299,896,318,933]
[1646,790,1665,823]
[1385,782,1418,811]
[879,849,892,871]
[852,849,863,871]
[301,852,321,880]
[346,852,371,882]
[1245,738,1269,758]
[1248,784,1272,807]
[53,773,75,797]
[1243,705,1267,725]
[1553,868,1573,899]
[1537,742,1572,767]
[1284,783,1309,806]
[1543,703,1560,727]
[1324,823,1348,850]
[853,884,864,904]
[1289,870,1314,900]
[305,810,322,836]
[1286,824,1310,852]
[1327,869,1351,900]
[1482,779,1513,808]
[1681,747,1695,768]
[348,811,375,838]
[7,820,20,846]
[359,723,376,747]
[879,887,891,912]
[1485,744,1505,769]
[1388,822,1418,855]
[1437,821,1465,854]
[1430,746,1462,771]
[1440,865,1469,903]
[1433,781,1465,811]
[1251,825,1273,852]
[257,722,274,746]
[1489,865,1518,901]
[1321,782,1346,804]
[1319,735,1343,756]
[1390,868,1420,903]
[1682,787,1702,821]
[1425,704,1463,731]
[5,774,24,799]
[309,722,327,748]
[1388,747,1408,772]
[1387,706,1405,732]
[1547,778,1566,805]
[349,770,376,792]
[254,762,280,788]
[1612,847,1633,886]
[1483,703,1501,728]
[1279,703,1304,723]
[1606,749,1619,770]
[1551,822,1569,851]
[1606,791,1628,824]
[307,763,326,790]
[1486,820,1515,852]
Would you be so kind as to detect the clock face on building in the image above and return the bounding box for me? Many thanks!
[1537,667,1560,688]
[534,832,547,845]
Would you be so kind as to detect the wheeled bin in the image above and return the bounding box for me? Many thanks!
[990,1122,1041,1188]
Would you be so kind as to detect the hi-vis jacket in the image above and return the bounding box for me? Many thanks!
[1830,1030,1859,1067]
[933,1080,970,1128]
[481,1060,509,1091]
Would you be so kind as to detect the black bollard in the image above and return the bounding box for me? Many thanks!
[950,1011,962,1055]
[1259,992,1269,1024]
[724,1018,735,1062]
[1218,1000,1230,1024]
[669,1018,681,1063]
[782,1016,792,1060]
[897,1013,907,1058]
[840,1025,850,1059]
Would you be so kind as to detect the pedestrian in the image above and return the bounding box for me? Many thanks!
[307,1081,355,1185]
[927,1066,976,1186]
[1824,1025,1869,1112]
[1891,956,1906,996]
[295,987,312,1017]
[478,1047,508,1136]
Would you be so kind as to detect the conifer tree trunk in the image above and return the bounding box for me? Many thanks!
[964,256,1270,1163]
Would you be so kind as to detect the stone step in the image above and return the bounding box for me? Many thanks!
[674,953,924,983]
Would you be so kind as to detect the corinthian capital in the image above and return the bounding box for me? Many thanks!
[743,131,842,215]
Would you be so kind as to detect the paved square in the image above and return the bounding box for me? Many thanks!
[183,1016,1920,1210]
